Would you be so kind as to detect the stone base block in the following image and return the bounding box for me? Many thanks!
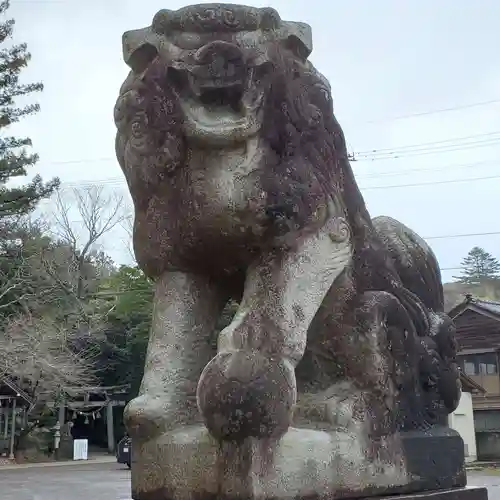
[401,427,466,491]
[359,487,488,500]
[130,425,467,500]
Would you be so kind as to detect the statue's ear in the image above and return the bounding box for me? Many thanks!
[122,28,159,74]
[281,21,312,60]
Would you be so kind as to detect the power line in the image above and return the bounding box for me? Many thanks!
[353,136,500,161]
[50,172,500,192]
[362,98,500,124]
[424,231,500,241]
[362,174,500,190]
[38,155,499,178]
[38,133,500,170]
[356,158,500,179]
[39,142,500,170]
[353,140,500,161]
[354,131,500,156]
[357,140,500,159]
[36,157,500,189]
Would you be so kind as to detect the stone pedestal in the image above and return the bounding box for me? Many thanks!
[130,426,476,500]
[360,488,488,500]
[400,427,467,492]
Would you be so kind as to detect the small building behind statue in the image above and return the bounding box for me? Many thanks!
[450,296,500,461]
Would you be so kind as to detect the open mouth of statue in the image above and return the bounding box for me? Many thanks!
[197,83,245,113]
[167,65,264,142]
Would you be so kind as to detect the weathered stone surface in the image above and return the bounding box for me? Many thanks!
[114,3,476,500]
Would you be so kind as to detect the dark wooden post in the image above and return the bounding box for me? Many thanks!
[8,398,16,459]
[106,402,115,453]
[3,400,9,439]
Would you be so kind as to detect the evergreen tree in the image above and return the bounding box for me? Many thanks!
[0,0,58,217]
[454,246,500,285]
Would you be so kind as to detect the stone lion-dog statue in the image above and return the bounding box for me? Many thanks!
[114,4,468,500]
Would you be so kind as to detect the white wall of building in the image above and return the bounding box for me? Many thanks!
[448,391,477,463]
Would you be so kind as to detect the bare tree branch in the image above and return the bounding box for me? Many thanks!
[72,186,126,259]
[0,315,97,412]
[120,212,135,264]
[46,186,125,300]
[51,189,77,250]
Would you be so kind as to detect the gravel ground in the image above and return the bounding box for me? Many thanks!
[467,470,500,497]
[0,461,131,500]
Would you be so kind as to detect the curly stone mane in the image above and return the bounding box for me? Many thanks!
[260,51,339,240]
[114,57,185,209]
[260,48,436,337]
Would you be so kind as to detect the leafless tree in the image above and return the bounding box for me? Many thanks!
[44,185,126,301]
[0,314,97,413]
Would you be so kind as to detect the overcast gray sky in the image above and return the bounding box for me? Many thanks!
[7,0,500,281]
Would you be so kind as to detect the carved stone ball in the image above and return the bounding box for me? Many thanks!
[196,350,296,442]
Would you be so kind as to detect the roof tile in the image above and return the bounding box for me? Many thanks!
[471,298,500,317]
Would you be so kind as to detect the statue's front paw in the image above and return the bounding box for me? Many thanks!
[124,395,166,442]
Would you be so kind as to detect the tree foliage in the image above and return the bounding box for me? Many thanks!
[454,246,500,286]
[93,265,153,396]
[0,0,58,216]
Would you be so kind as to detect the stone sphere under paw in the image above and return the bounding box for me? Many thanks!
[197,350,296,442]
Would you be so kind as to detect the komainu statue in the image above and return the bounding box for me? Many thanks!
[114,4,487,500]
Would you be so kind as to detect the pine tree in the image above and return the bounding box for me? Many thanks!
[454,246,500,285]
[0,0,58,217]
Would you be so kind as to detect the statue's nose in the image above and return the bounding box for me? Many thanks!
[194,41,245,74]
